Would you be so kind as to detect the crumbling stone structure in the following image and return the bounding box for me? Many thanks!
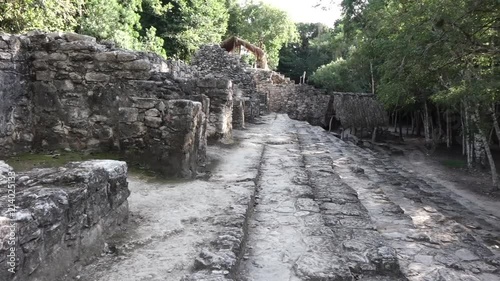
[254,69,333,127]
[0,32,237,177]
[191,45,260,128]
[253,69,387,130]
[0,160,129,281]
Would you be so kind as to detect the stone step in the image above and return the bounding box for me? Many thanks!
[240,116,354,281]
[296,126,406,280]
[297,123,500,281]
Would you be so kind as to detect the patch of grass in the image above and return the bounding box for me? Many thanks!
[4,151,191,184]
[441,159,467,169]
[5,151,124,172]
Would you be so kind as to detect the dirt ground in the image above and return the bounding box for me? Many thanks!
[387,136,500,216]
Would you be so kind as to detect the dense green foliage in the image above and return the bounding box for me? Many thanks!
[0,0,298,65]
[225,1,298,68]
[311,0,499,108]
[140,0,229,60]
[0,0,167,57]
[277,23,334,83]
[311,0,500,186]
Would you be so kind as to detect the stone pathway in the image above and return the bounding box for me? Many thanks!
[295,122,500,281]
[70,116,271,281]
[73,114,500,281]
[240,116,353,280]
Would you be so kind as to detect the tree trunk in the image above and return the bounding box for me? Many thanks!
[328,115,334,132]
[461,104,466,155]
[436,104,442,143]
[446,109,451,148]
[416,111,422,136]
[370,61,375,95]
[424,101,431,146]
[490,103,500,147]
[372,127,377,143]
[411,112,416,135]
[472,107,499,189]
[464,100,473,167]
[399,118,403,141]
[394,111,398,133]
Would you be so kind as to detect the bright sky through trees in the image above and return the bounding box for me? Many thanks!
[258,0,342,26]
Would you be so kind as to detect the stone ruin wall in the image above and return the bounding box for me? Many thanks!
[0,32,237,177]
[253,69,333,127]
[191,45,262,129]
[0,160,130,281]
[0,34,242,281]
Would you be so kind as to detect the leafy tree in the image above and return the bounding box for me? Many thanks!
[78,0,167,53]
[141,0,229,60]
[325,0,500,187]
[277,23,334,83]
[0,0,78,33]
[141,26,167,57]
[0,0,167,57]
[227,1,298,69]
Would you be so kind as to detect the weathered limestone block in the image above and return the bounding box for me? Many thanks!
[47,53,68,61]
[0,32,217,178]
[65,32,97,43]
[116,52,137,62]
[0,41,9,50]
[85,72,110,82]
[95,51,118,62]
[130,97,157,109]
[119,107,139,123]
[122,59,151,71]
[144,116,162,128]
[160,100,205,177]
[59,41,99,51]
[0,52,12,60]
[0,160,130,281]
[195,78,233,141]
[35,71,55,81]
[192,45,259,124]
[232,98,245,129]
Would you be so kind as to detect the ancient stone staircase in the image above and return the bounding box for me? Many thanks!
[238,115,405,281]
[295,122,500,281]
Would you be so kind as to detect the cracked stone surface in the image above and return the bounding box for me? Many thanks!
[68,114,499,281]
[294,121,500,281]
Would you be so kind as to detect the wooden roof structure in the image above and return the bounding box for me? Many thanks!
[220,36,268,69]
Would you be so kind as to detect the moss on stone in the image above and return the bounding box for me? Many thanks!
[3,151,185,181]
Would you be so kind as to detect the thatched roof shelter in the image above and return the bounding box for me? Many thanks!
[221,36,268,69]
[331,92,388,129]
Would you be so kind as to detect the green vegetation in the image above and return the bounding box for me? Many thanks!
[5,151,194,183]
[140,0,230,60]
[302,0,499,188]
[0,0,167,56]
[0,0,298,65]
[5,151,158,177]
[225,1,298,68]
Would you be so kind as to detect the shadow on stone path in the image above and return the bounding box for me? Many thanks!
[294,122,500,281]
[74,114,500,281]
